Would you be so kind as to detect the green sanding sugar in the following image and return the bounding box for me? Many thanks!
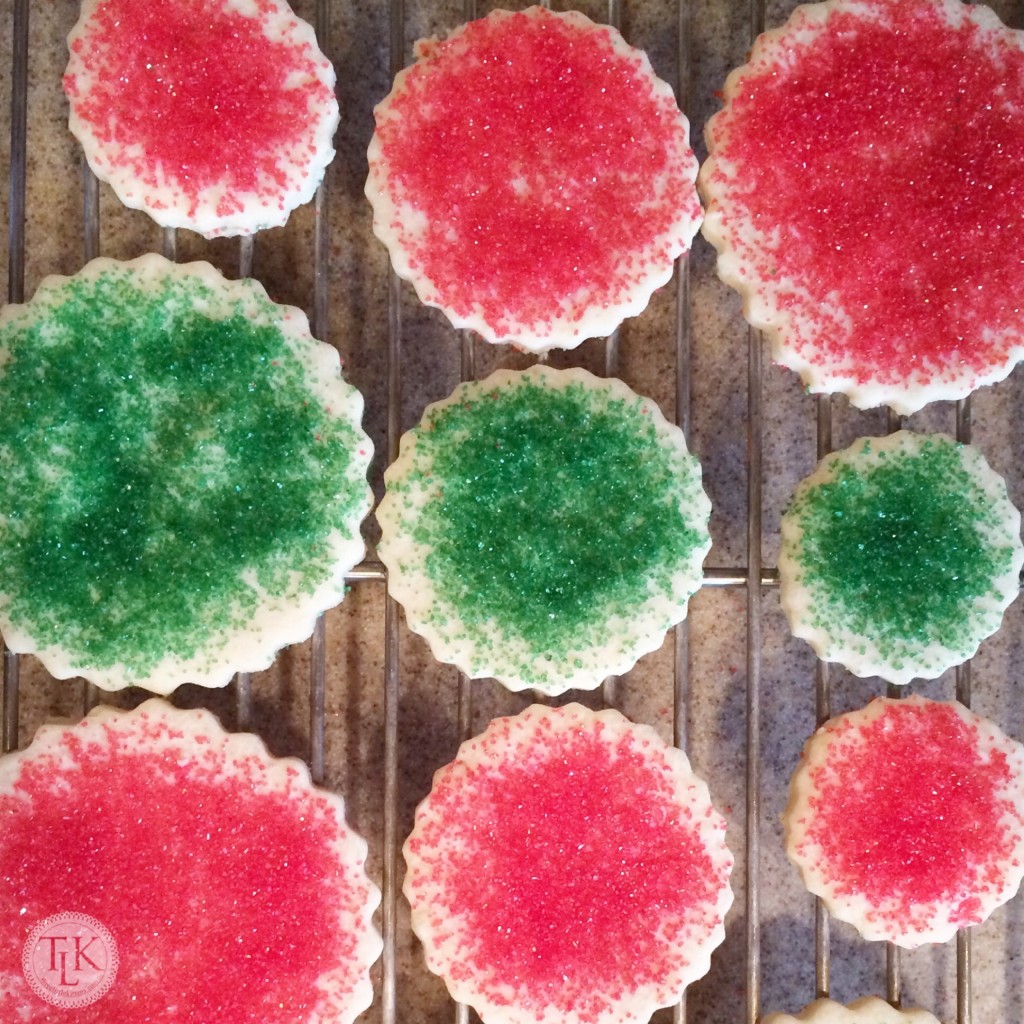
[385,371,709,683]
[0,262,367,678]
[788,436,1016,653]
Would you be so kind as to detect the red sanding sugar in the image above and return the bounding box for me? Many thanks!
[701,0,1024,412]
[367,7,702,351]
[64,0,338,236]
[0,700,381,1023]
[786,696,1024,947]
[404,704,733,1024]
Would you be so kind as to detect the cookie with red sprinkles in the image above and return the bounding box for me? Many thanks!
[763,997,940,1024]
[0,699,382,1023]
[778,431,1023,685]
[403,703,734,1024]
[785,696,1024,947]
[64,0,339,237]
[365,6,702,351]
[699,0,1024,414]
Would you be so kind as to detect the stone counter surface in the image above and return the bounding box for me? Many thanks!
[2,1,1024,1022]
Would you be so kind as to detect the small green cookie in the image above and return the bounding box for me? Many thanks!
[779,430,1023,684]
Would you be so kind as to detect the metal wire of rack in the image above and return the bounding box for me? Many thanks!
[4,0,1023,1022]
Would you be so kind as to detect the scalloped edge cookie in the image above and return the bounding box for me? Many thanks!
[376,365,711,694]
[785,696,1024,947]
[778,431,1023,685]
[0,698,382,1023]
[366,5,701,351]
[65,0,339,237]
[0,254,373,693]
[763,997,940,1024]
[699,0,1024,414]
[404,702,734,1024]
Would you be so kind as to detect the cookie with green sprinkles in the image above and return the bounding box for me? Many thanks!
[778,430,1023,685]
[0,254,373,693]
[376,366,711,694]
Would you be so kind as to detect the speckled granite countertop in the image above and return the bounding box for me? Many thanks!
[2,1,1024,1022]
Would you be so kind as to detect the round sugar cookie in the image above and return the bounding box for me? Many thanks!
[65,0,339,237]
[404,703,734,1024]
[699,0,1024,413]
[0,254,373,693]
[778,431,1023,685]
[366,5,702,351]
[785,696,1024,947]
[376,366,711,694]
[763,997,940,1024]
[0,699,382,1023]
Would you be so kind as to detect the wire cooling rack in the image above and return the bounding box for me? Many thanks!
[4,1,1024,1022]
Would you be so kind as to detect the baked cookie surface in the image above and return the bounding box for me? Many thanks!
[377,366,711,693]
[404,703,733,1024]
[778,431,1022,684]
[700,0,1024,413]
[785,696,1024,947]
[0,255,372,692]
[367,6,702,351]
[763,997,940,1024]
[65,0,339,237]
[0,699,382,1023]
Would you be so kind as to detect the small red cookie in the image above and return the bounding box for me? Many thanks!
[786,696,1024,947]
[65,0,339,237]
